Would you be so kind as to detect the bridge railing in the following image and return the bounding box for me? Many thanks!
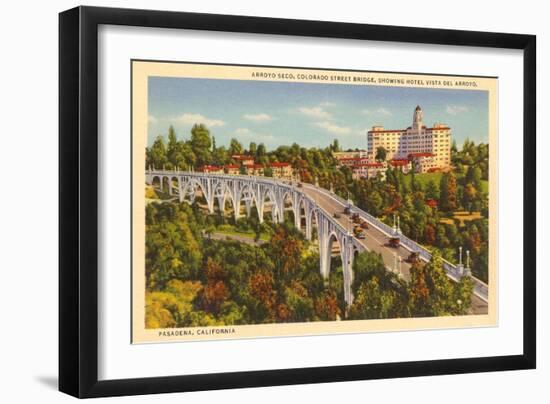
[302,183,489,302]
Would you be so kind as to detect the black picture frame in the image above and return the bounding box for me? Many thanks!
[59,5,536,398]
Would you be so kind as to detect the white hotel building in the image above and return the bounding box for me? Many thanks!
[366,105,452,173]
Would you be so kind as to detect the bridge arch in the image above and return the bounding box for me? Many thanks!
[151,175,162,191]
[161,176,171,195]
[237,182,259,220]
[281,190,298,226]
[306,206,320,241]
[297,197,307,232]
[213,181,234,215]
[260,187,279,223]
[180,177,213,212]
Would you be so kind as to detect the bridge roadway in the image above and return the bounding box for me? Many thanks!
[300,183,488,315]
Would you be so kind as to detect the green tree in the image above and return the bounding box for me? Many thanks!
[425,179,440,200]
[435,224,449,247]
[145,203,202,290]
[167,125,178,156]
[190,124,212,166]
[439,172,457,212]
[149,135,168,169]
[284,282,315,322]
[375,146,387,162]
[451,139,458,153]
[465,165,483,194]
[462,183,478,213]
[266,225,304,280]
[364,190,384,217]
[229,138,244,156]
[256,143,267,161]
[248,141,257,156]
[408,250,472,316]
[212,145,228,166]
[349,252,407,319]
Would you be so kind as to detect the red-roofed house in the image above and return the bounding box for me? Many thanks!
[231,154,255,165]
[224,164,240,175]
[243,163,265,176]
[389,158,412,173]
[335,156,370,167]
[200,165,224,174]
[351,162,386,180]
[408,152,436,173]
[268,162,292,179]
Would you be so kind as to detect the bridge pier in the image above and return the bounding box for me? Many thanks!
[341,236,355,306]
[304,202,314,240]
[245,199,252,218]
[256,200,265,223]
[318,218,331,279]
[272,205,280,223]
[179,181,184,203]
[206,196,214,214]
[292,193,301,229]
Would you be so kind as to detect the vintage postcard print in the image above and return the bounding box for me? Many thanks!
[132,61,497,343]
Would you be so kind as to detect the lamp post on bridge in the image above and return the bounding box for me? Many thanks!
[397,215,401,234]
[398,256,402,278]
[392,214,401,236]
[464,249,471,277]
[457,246,465,276]
[392,252,402,278]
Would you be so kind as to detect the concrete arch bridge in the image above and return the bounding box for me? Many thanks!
[146,169,489,312]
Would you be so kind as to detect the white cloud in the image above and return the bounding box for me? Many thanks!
[297,106,331,119]
[319,101,336,107]
[243,113,273,122]
[314,121,351,135]
[235,128,251,135]
[148,114,158,124]
[362,107,392,116]
[173,113,225,127]
[446,105,469,115]
[233,127,275,142]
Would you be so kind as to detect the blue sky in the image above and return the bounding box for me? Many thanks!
[147,76,489,150]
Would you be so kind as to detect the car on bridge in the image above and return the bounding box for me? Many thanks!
[406,251,420,264]
[333,212,341,219]
[353,226,366,239]
[343,206,351,215]
[388,237,401,248]
[360,221,369,230]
